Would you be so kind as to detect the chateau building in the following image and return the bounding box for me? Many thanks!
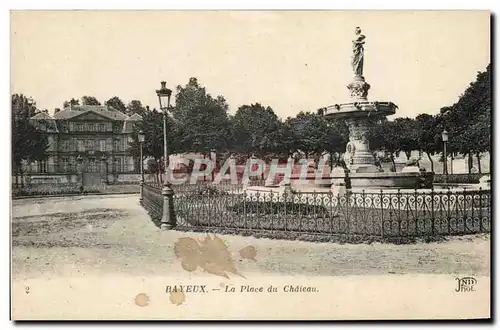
[27,105,142,184]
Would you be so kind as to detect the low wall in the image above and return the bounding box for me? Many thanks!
[15,173,142,185]
[21,174,79,185]
[433,173,487,184]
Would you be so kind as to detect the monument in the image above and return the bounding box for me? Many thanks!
[323,27,433,189]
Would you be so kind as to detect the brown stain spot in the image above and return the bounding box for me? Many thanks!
[170,291,185,306]
[134,293,149,307]
[174,234,245,279]
[239,245,257,261]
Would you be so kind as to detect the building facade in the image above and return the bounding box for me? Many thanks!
[27,105,142,185]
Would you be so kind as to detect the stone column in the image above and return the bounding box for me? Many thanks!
[343,74,382,174]
[160,184,176,230]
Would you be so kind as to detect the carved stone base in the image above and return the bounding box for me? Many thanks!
[347,75,371,101]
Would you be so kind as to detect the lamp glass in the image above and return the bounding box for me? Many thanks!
[156,81,172,110]
[442,130,449,142]
[138,131,145,143]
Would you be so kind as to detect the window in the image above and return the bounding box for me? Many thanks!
[113,139,121,151]
[106,139,112,151]
[99,140,106,151]
[113,158,122,173]
[76,123,84,132]
[88,124,95,131]
[60,139,71,151]
[68,156,75,172]
[98,124,105,132]
[60,158,69,173]
[77,139,85,152]
[88,158,98,172]
[86,140,96,151]
[37,160,47,173]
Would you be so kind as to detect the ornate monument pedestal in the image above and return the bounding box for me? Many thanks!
[322,27,433,189]
[329,75,397,174]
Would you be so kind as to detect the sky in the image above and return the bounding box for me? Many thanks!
[10,10,490,119]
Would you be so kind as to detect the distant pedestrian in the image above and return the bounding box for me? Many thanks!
[79,185,84,194]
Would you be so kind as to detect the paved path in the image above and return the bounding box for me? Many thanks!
[12,194,490,279]
[11,194,491,320]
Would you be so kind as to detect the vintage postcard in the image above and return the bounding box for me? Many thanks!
[10,10,491,320]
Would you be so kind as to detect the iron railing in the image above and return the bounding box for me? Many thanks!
[141,182,491,241]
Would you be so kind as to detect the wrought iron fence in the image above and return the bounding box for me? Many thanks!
[141,182,491,241]
[172,187,490,239]
[141,184,163,226]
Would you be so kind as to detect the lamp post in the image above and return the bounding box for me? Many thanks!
[138,130,145,201]
[442,130,449,184]
[156,81,175,230]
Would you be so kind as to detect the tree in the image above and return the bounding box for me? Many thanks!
[285,111,331,159]
[81,96,101,106]
[439,64,491,173]
[63,98,80,108]
[54,108,61,114]
[369,119,401,170]
[393,117,419,160]
[415,113,441,172]
[324,120,349,167]
[105,96,127,113]
[127,107,181,183]
[12,94,37,120]
[11,94,48,188]
[231,103,282,157]
[172,77,232,156]
[126,100,145,116]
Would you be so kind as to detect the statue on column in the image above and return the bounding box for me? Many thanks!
[351,27,366,76]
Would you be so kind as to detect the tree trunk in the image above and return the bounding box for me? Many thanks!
[390,153,396,172]
[476,153,482,174]
[426,152,434,173]
[405,151,411,160]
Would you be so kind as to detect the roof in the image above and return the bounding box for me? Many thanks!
[30,112,55,120]
[53,105,129,121]
[127,113,143,121]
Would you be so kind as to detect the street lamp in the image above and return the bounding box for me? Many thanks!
[156,81,175,230]
[138,130,145,201]
[442,130,449,184]
[138,130,145,181]
[156,81,172,186]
